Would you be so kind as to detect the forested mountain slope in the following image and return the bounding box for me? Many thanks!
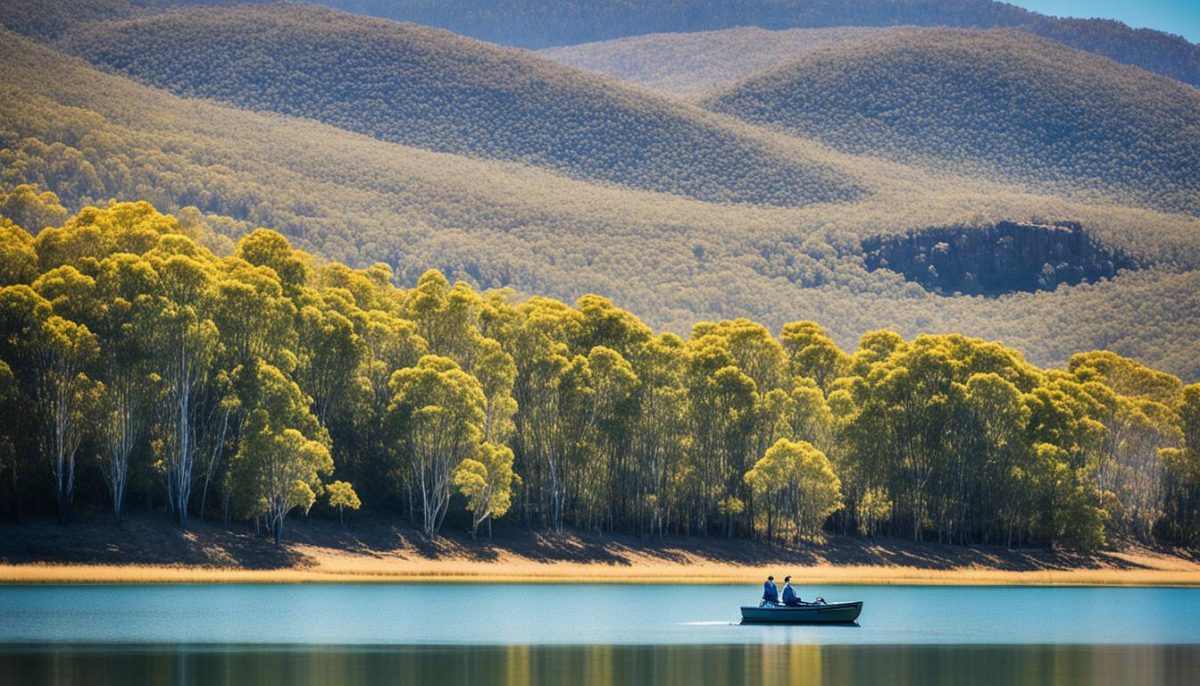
[61,4,860,207]
[705,29,1200,216]
[313,0,1200,89]
[3,27,1200,378]
[3,1,1198,91]
[540,26,885,98]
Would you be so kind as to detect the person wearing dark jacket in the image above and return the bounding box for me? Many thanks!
[782,576,803,606]
[761,576,779,606]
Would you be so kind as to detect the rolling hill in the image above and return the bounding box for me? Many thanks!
[540,26,886,98]
[312,0,1200,90]
[704,28,1200,216]
[59,4,859,208]
[2,0,1198,92]
[4,25,1200,379]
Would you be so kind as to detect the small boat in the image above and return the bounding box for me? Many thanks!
[740,601,863,624]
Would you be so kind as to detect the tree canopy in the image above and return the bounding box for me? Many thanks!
[1,200,1198,553]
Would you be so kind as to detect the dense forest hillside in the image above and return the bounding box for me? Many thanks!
[2,201,1200,551]
[3,27,1200,379]
[540,26,885,98]
[3,0,1198,91]
[60,4,859,208]
[705,29,1200,216]
[313,0,1200,89]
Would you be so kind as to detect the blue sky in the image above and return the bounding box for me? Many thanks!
[1011,1,1199,42]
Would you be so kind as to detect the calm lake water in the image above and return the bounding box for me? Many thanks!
[2,584,1199,684]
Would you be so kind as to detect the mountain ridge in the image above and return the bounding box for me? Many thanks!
[703,28,1200,216]
[60,4,861,208]
[1,0,1197,90]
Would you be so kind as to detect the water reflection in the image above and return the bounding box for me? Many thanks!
[2,643,1197,686]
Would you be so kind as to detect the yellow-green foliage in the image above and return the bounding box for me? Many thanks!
[326,480,361,525]
[0,201,1197,551]
[745,438,842,542]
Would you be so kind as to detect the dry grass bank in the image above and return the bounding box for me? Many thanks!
[2,513,1198,586]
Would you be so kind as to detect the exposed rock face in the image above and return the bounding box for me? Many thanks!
[862,221,1143,296]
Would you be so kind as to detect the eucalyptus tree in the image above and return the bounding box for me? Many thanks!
[1161,385,1200,546]
[1024,373,1108,549]
[453,442,517,538]
[0,286,100,521]
[572,345,638,531]
[629,333,687,537]
[682,337,757,535]
[234,228,310,297]
[147,245,220,524]
[295,299,366,428]
[326,480,361,526]
[962,372,1032,545]
[745,438,841,542]
[228,361,332,544]
[0,219,38,286]
[387,355,486,536]
[780,321,850,391]
[506,297,586,530]
[93,253,160,520]
[403,270,482,367]
[357,309,426,501]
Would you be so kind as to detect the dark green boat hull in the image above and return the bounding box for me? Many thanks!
[740,601,863,624]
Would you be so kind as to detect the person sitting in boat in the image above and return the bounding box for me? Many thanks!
[781,576,803,606]
[761,575,779,606]
[782,576,827,606]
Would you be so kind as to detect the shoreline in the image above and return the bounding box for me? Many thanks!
[4,562,1200,587]
[5,514,1200,587]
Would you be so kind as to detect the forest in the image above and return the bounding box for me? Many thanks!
[705,28,1200,216]
[61,4,860,208]
[266,0,1200,89]
[3,21,1199,384]
[2,0,1196,89]
[541,26,887,98]
[2,200,1198,552]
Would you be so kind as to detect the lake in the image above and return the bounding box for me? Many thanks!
[2,584,1199,684]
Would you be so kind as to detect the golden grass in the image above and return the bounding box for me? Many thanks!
[5,558,1200,587]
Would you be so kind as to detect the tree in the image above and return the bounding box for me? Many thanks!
[148,254,219,524]
[0,286,101,521]
[0,358,17,518]
[745,438,842,542]
[326,480,361,526]
[0,219,38,286]
[388,355,486,537]
[235,229,309,295]
[403,270,481,365]
[0,184,69,233]
[506,297,586,531]
[453,442,517,538]
[295,301,366,427]
[93,253,160,521]
[228,362,332,544]
[780,321,849,391]
[1161,385,1200,546]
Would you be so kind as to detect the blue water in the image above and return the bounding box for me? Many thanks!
[1,584,1198,646]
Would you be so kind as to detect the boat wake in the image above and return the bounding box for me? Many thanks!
[678,621,738,626]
